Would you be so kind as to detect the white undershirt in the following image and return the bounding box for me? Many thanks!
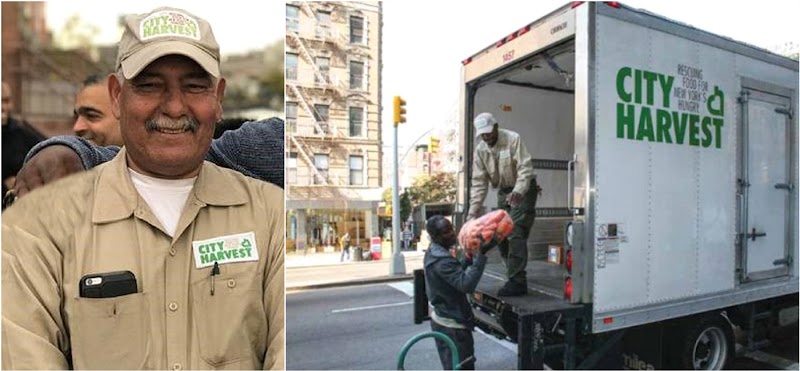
[129,169,196,237]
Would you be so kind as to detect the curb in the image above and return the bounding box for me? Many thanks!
[287,273,414,292]
[286,254,425,270]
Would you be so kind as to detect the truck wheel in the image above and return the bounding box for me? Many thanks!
[672,314,734,370]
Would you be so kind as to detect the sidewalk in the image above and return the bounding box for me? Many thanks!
[286,250,425,290]
[286,249,424,268]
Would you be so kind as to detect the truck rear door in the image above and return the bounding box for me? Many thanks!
[740,84,794,281]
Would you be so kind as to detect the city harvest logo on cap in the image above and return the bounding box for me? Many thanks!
[139,10,201,41]
[116,7,220,79]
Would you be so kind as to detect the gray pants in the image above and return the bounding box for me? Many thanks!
[430,321,475,370]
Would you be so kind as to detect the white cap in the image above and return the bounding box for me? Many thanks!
[473,112,497,137]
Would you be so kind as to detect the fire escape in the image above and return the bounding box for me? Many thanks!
[285,1,370,189]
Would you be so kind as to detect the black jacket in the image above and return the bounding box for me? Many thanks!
[424,242,487,326]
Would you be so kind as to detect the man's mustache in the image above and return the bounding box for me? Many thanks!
[145,115,198,133]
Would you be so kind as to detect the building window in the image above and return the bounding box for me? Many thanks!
[349,155,364,186]
[286,5,299,32]
[350,16,364,44]
[286,102,297,133]
[349,106,363,137]
[314,153,329,185]
[316,11,332,38]
[313,104,329,134]
[286,53,298,80]
[315,57,330,85]
[287,152,298,184]
[349,61,364,90]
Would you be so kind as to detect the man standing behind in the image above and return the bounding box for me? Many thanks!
[468,112,538,297]
[2,7,284,370]
[424,215,495,370]
[402,224,413,251]
[1,81,44,200]
[72,74,123,146]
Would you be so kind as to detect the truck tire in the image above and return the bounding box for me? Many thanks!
[671,314,734,370]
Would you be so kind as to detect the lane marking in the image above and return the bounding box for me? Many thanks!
[744,350,798,370]
[331,301,412,314]
[388,281,415,297]
[483,271,505,281]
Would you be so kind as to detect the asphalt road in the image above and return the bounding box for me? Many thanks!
[287,280,797,370]
[286,282,517,370]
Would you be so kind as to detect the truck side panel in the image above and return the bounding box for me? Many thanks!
[591,5,798,332]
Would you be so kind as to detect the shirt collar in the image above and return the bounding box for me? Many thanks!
[92,147,247,224]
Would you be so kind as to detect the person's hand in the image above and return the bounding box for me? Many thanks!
[506,191,523,208]
[14,145,85,198]
[479,236,498,255]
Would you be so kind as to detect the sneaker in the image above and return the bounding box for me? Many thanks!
[497,281,527,296]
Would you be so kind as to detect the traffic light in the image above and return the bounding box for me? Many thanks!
[393,96,406,125]
[429,136,440,153]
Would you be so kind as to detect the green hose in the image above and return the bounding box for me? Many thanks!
[397,331,460,370]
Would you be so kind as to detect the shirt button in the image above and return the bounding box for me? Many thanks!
[172,363,182,371]
[169,302,179,311]
[169,248,177,256]
[227,279,236,288]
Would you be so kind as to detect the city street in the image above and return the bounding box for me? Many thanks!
[286,282,517,370]
[286,278,797,370]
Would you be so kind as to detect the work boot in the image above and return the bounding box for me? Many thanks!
[497,280,527,296]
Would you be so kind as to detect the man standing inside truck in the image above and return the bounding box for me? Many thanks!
[467,112,538,297]
[424,215,495,370]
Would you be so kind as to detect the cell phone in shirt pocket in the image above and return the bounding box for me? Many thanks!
[79,270,138,298]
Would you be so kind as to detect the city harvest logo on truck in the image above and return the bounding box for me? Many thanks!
[615,65,725,149]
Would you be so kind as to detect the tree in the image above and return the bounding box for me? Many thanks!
[382,187,413,223]
[382,172,456,227]
[53,14,100,52]
[405,172,456,208]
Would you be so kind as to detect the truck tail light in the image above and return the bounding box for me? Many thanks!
[564,277,573,300]
[566,250,573,272]
[571,1,585,8]
[604,1,621,8]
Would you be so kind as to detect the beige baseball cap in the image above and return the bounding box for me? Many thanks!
[116,7,220,79]
[474,112,497,137]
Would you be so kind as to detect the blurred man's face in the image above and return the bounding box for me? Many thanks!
[73,80,122,146]
[2,82,12,126]
[110,55,225,179]
[433,218,457,248]
[480,124,499,147]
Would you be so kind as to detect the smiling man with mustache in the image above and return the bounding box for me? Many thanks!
[1,7,285,370]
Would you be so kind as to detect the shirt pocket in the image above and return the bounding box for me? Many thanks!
[69,293,151,369]
[498,150,514,184]
[191,264,266,368]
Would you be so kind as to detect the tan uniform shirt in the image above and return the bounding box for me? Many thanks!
[2,149,285,370]
[468,128,535,217]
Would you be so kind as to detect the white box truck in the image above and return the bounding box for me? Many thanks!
[415,2,798,369]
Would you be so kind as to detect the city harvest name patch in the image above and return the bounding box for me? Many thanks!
[192,231,259,268]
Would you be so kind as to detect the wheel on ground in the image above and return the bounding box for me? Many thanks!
[671,313,734,370]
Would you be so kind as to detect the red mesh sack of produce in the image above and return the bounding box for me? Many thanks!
[457,210,514,254]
